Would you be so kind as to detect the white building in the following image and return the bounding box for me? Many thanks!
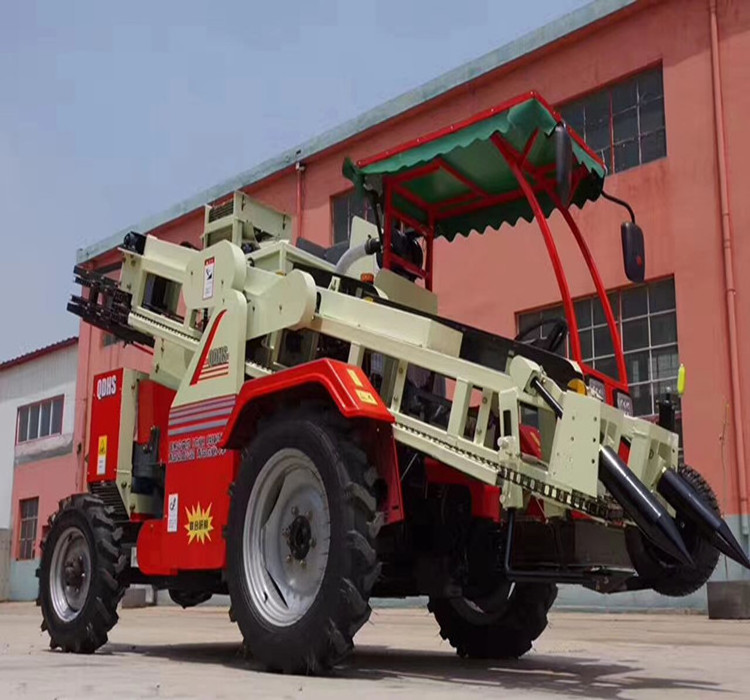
[0,338,79,600]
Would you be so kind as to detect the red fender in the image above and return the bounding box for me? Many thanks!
[220,359,404,524]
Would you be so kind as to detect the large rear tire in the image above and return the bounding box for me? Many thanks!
[428,582,557,659]
[226,406,381,674]
[38,494,126,653]
[626,464,720,596]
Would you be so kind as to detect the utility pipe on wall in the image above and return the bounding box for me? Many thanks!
[708,0,749,535]
[295,162,306,242]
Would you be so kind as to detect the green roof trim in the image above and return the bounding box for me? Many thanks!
[344,97,605,241]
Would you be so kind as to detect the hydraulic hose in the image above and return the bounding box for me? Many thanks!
[334,238,381,276]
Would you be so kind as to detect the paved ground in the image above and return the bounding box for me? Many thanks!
[1,602,749,699]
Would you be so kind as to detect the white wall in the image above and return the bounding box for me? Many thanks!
[0,344,78,529]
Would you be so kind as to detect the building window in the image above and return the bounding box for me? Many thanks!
[16,396,64,444]
[559,67,666,174]
[518,278,678,417]
[17,498,39,560]
[331,189,374,244]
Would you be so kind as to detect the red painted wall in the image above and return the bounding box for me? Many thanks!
[73,0,750,518]
[11,453,78,556]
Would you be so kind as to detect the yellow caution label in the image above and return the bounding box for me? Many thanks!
[347,369,364,388]
[185,503,214,544]
[356,389,378,406]
[96,436,107,475]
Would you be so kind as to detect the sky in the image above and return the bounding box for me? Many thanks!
[0,0,592,361]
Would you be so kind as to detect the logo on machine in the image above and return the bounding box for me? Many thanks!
[207,346,229,367]
[96,375,118,400]
[185,502,214,544]
[196,345,230,382]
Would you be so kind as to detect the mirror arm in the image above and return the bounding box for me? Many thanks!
[366,189,384,246]
[601,190,636,223]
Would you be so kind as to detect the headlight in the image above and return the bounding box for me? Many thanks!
[616,391,634,417]
[587,377,606,402]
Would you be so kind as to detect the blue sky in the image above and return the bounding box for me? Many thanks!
[0,0,591,360]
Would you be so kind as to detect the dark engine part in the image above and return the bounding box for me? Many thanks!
[132,427,165,502]
[68,265,154,347]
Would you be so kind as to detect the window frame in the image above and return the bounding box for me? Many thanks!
[16,395,65,445]
[558,64,666,174]
[17,497,39,561]
[330,187,375,245]
[517,277,679,419]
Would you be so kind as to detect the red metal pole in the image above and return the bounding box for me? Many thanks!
[492,135,582,361]
[555,201,628,385]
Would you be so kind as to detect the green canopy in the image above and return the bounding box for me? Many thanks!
[343,95,606,241]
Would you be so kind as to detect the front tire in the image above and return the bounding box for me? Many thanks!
[429,582,557,659]
[226,406,381,674]
[38,494,126,653]
[626,464,721,596]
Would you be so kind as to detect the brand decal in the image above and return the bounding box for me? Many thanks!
[185,502,214,544]
[208,346,229,367]
[197,345,230,381]
[169,432,227,463]
[96,375,118,400]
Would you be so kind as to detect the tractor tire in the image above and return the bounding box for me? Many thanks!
[38,494,126,653]
[226,405,381,674]
[626,464,721,597]
[428,582,557,659]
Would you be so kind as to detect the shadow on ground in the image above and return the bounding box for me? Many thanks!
[102,641,725,698]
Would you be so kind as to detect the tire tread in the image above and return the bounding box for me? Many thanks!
[38,494,125,654]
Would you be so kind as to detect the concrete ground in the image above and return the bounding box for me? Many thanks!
[1,602,749,699]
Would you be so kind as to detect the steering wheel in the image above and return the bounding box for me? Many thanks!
[515,317,569,354]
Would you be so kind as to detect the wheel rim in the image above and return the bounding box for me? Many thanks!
[49,527,92,622]
[243,448,331,627]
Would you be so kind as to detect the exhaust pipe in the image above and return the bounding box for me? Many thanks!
[598,446,693,566]
[658,468,750,570]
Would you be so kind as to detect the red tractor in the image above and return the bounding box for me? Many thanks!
[40,92,748,673]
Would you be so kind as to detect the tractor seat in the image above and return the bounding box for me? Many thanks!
[296,237,349,265]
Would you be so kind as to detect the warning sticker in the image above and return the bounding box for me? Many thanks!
[356,389,378,405]
[347,369,363,388]
[97,436,107,475]
[167,494,179,533]
[203,257,215,300]
[185,503,213,544]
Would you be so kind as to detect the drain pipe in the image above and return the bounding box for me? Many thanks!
[77,320,93,493]
[709,0,749,535]
[295,161,306,242]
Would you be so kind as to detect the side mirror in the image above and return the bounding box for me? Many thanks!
[554,123,573,206]
[621,221,645,282]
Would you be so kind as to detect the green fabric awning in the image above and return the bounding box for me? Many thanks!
[343,96,606,241]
